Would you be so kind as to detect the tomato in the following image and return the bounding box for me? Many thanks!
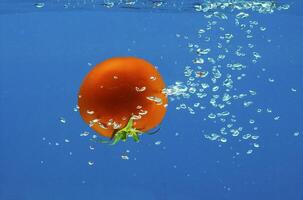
[78,57,167,143]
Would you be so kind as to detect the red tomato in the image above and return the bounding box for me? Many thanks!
[78,57,168,141]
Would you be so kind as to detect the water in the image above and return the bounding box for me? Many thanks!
[0,0,303,199]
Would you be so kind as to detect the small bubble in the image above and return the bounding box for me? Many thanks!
[198,29,205,34]
[88,161,94,166]
[146,96,162,105]
[253,143,260,148]
[242,134,251,140]
[80,131,89,137]
[34,2,45,8]
[64,139,70,143]
[251,135,259,140]
[244,101,253,107]
[121,155,129,160]
[268,78,275,83]
[196,48,211,55]
[73,104,80,111]
[249,90,257,95]
[246,149,253,154]
[220,138,227,143]
[294,132,300,137]
[150,76,157,80]
[204,133,220,141]
[60,117,66,124]
[131,114,141,120]
[291,88,297,92]
[274,116,280,120]
[135,86,146,92]
[194,103,200,107]
[260,27,266,31]
[139,110,148,115]
[86,110,94,115]
[193,58,204,64]
[155,141,162,145]
[208,113,216,119]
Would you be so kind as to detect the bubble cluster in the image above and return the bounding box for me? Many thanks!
[37,0,290,15]
[165,9,291,154]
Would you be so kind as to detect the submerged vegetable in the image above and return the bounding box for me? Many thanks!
[78,57,167,143]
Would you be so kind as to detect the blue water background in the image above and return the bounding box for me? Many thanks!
[1,2,303,200]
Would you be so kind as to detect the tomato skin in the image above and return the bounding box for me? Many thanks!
[78,57,168,138]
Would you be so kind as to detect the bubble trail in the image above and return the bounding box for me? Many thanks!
[165,7,292,154]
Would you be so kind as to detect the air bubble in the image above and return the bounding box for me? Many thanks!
[246,149,253,154]
[291,88,297,92]
[294,132,300,137]
[146,96,163,105]
[236,12,249,19]
[80,131,89,137]
[87,110,94,115]
[60,117,66,124]
[135,86,146,92]
[34,2,45,8]
[121,155,129,160]
[88,161,94,166]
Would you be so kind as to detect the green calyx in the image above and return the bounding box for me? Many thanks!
[91,118,143,145]
[111,118,143,145]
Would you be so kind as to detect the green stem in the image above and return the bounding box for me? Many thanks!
[110,118,142,145]
[90,118,143,145]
